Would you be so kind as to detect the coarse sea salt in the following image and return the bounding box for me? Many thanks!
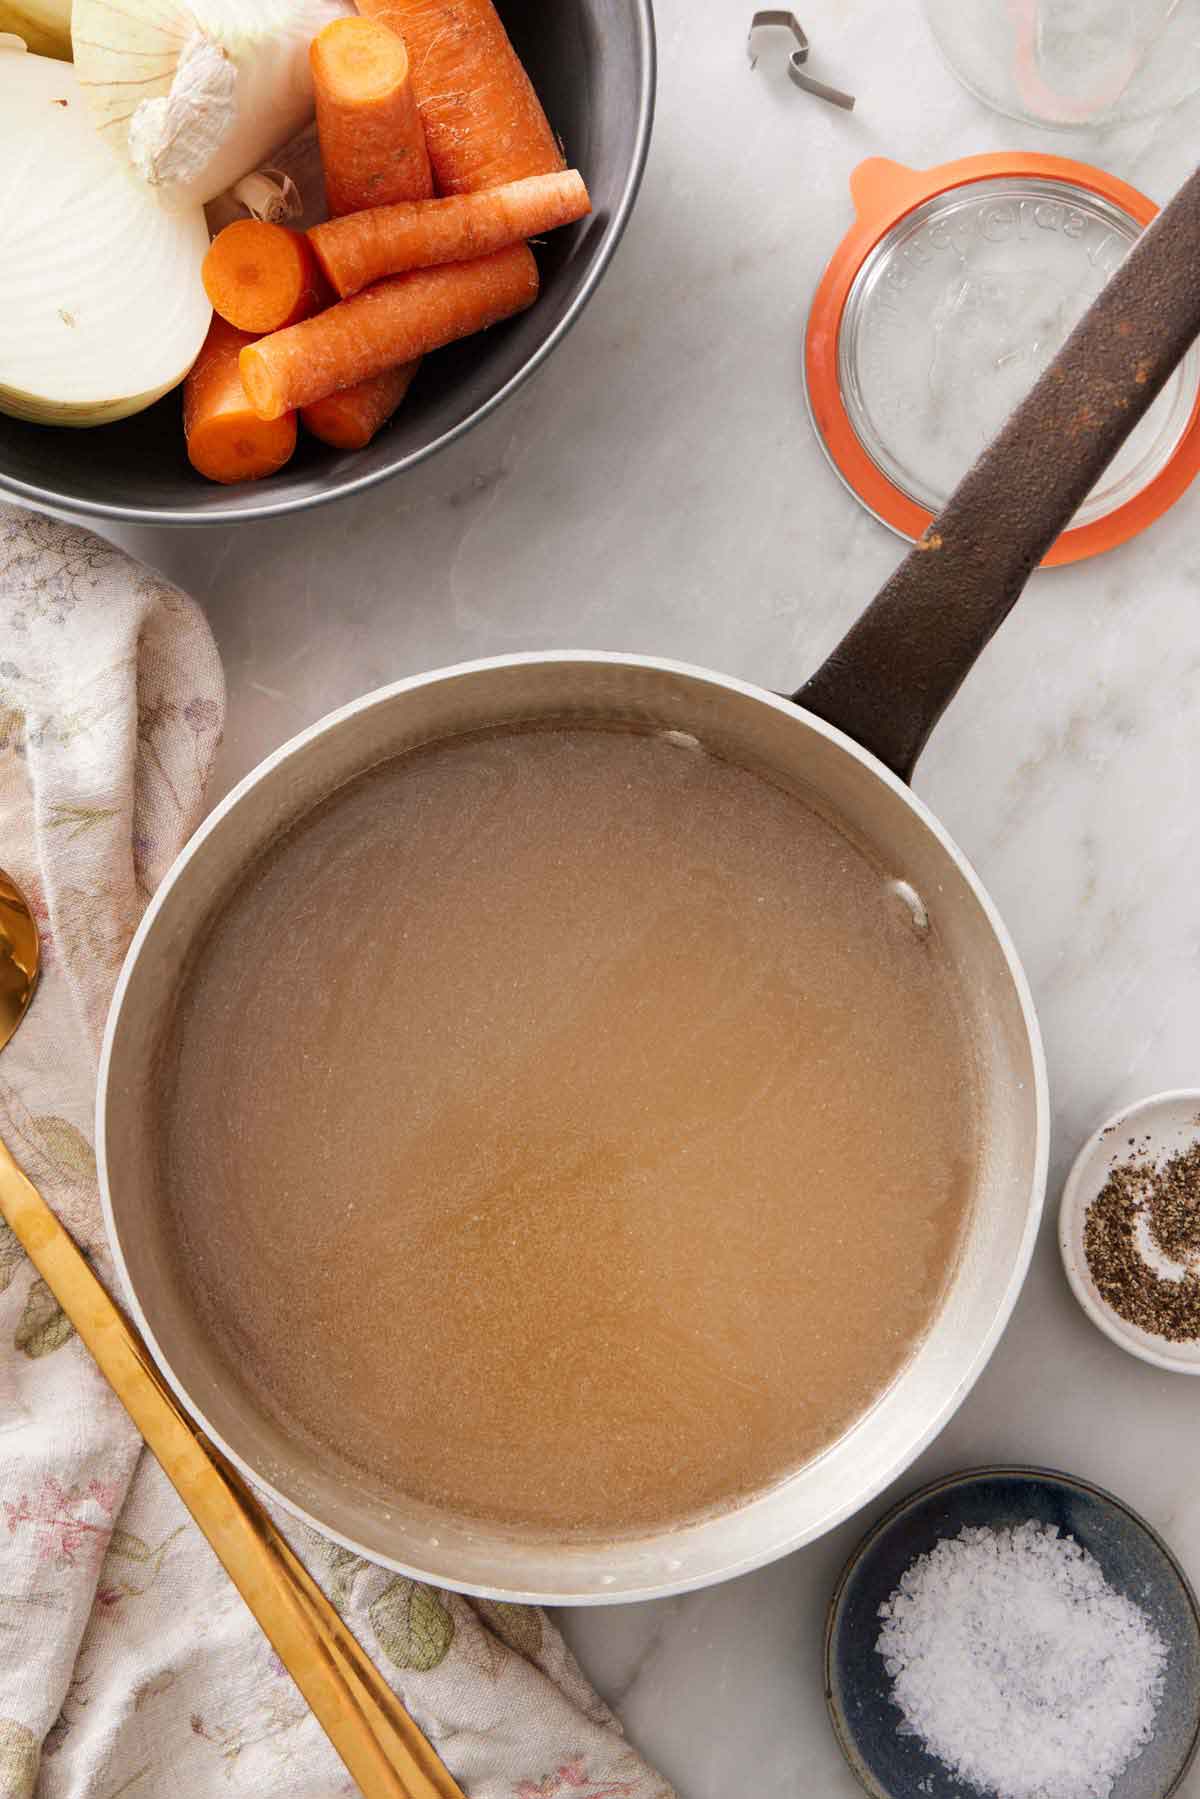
[876,1519,1167,1799]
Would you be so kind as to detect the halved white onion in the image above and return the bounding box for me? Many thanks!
[0,0,70,59]
[0,44,211,426]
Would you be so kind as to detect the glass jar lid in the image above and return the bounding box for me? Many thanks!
[805,154,1200,566]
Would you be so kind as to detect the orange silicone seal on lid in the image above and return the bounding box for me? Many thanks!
[805,153,1200,567]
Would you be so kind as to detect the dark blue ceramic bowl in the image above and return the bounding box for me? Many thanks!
[826,1467,1200,1799]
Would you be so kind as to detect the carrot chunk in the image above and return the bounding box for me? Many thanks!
[203,221,328,335]
[356,0,565,194]
[301,362,420,449]
[307,12,436,445]
[309,169,590,298]
[240,243,538,421]
[185,316,297,483]
[311,15,433,216]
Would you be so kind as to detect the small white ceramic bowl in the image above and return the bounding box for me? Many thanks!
[1060,1089,1200,1375]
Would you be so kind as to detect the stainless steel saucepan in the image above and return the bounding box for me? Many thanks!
[98,171,1200,1603]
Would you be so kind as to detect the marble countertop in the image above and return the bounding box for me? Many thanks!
[99,1,1200,1790]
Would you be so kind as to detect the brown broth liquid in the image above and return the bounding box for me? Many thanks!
[160,726,978,1535]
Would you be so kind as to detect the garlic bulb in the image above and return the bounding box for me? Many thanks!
[230,169,303,225]
[205,122,327,234]
[71,0,351,210]
[0,43,211,426]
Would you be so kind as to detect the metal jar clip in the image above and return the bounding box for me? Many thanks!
[748,10,856,111]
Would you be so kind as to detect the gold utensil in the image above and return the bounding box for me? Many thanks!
[0,869,464,1799]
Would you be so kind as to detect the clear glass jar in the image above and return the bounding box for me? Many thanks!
[922,0,1200,129]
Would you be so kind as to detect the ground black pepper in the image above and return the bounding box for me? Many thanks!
[1083,1141,1200,1343]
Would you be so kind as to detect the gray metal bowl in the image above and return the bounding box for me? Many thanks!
[0,0,655,526]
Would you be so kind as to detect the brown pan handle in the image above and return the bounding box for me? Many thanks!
[794,165,1200,782]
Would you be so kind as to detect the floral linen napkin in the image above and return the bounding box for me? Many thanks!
[0,505,672,1799]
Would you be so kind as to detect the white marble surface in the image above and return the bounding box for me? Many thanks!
[93,1,1200,1790]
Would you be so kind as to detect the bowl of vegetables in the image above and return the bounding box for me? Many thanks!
[0,0,654,524]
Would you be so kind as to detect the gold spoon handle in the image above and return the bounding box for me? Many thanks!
[0,1135,464,1799]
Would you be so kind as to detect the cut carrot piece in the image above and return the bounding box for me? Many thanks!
[202,221,328,335]
[309,169,590,298]
[311,16,434,449]
[357,0,565,194]
[311,15,433,216]
[185,316,297,484]
[301,362,419,448]
[240,243,538,421]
